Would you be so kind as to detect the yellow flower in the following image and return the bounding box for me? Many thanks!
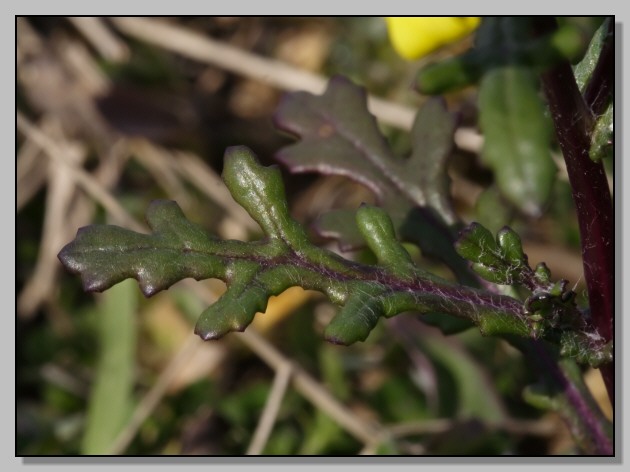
[386,17,481,60]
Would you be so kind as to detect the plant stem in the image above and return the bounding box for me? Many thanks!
[535,19,614,403]
[529,340,612,455]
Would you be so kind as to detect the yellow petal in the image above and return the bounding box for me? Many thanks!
[386,17,481,61]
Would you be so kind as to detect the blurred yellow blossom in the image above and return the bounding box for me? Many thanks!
[386,17,481,60]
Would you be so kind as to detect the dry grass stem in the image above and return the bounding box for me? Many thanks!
[109,17,483,153]
[17,112,144,232]
[67,17,130,63]
[110,17,417,131]
[57,38,110,95]
[17,120,85,317]
[246,361,293,455]
[240,329,386,448]
[128,140,195,211]
[16,137,47,211]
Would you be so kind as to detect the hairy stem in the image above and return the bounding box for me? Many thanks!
[535,18,614,403]
[529,340,612,455]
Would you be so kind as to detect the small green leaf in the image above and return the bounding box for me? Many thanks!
[573,17,611,91]
[559,332,612,368]
[454,222,500,267]
[589,102,613,162]
[470,263,513,286]
[456,222,540,289]
[479,66,556,217]
[548,279,567,297]
[534,262,552,285]
[496,226,527,266]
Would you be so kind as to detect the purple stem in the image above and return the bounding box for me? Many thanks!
[532,341,612,455]
[535,18,614,404]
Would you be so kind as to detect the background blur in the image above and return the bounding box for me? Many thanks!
[16,16,610,455]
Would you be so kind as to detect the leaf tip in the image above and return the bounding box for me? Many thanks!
[223,145,260,170]
[57,236,96,291]
[56,242,74,271]
[194,324,227,341]
[194,328,218,341]
[140,284,159,298]
[194,305,256,342]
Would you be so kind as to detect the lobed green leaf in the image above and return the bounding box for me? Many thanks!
[58,200,228,297]
[59,147,608,364]
[273,76,466,280]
